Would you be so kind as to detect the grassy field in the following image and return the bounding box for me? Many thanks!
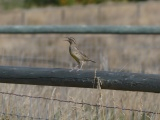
[0,1,159,119]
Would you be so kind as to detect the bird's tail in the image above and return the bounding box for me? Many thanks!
[88,60,96,63]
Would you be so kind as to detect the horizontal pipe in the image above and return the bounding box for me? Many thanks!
[0,25,160,34]
[0,66,159,93]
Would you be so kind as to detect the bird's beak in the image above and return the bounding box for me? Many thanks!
[64,39,69,42]
[64,37,69,42]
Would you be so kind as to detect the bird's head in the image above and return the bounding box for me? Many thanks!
[65,37,76,45]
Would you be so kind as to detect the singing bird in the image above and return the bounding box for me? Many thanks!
[65,37,96,70]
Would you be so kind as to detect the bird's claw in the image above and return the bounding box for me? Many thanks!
[69,69,74,72]
[76,68,82,71]
[69,65,79,72]
[69,68,83,72]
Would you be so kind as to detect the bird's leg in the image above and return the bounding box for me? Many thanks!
[74,64,79,69]
[77,61,84,71]
[69,64,79,72]
[69,68,74,72]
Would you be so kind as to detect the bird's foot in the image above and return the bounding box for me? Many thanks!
[76,68,82,71]
[69,69,74,72]
[69,65,79,72]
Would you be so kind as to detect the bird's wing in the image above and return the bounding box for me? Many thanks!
[73,46,90,59]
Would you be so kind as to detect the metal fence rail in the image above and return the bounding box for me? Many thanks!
[0,25,160,34]
[0,65,159,93]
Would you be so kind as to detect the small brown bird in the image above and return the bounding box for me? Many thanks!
[65,37,96,70]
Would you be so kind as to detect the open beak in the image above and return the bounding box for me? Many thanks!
[64,39,69,42]
[64,37,69,42]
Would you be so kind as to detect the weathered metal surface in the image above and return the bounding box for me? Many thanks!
[0,25,160,34]
[0,66,159,93]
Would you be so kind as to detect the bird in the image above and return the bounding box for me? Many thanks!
[65,37,96,70]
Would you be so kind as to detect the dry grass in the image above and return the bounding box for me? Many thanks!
[0,1,159,119]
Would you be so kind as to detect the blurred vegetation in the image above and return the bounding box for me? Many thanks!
[23,0,105,7]
[0,0,24,9]
[0,0,148,9]
[24,0,147,7]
